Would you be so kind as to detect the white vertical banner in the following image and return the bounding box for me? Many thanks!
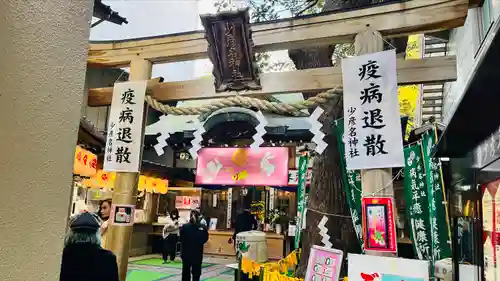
[104,81,147,172]
[212,193,218,208]
[227,188,233,228]
[269,187,275,211]
[341,50,404,170]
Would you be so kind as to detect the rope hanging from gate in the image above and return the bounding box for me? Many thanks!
[144,86,343,117]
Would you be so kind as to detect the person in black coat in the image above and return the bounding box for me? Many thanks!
[60,212,119,281]
[232,207,258,243]
[180,210,209,281]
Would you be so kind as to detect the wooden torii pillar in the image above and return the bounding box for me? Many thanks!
[103,58,152,281]
[355,26,396,257]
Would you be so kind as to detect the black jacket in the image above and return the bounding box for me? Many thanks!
[233,211,258,240]
[180,222,209,262]
[60,244,119,281]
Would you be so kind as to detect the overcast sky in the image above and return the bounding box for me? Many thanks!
[90,0,302,106]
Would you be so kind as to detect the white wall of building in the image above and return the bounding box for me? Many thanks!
[442,9,481,122]
[443,1,500,122]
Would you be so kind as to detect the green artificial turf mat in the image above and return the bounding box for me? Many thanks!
[202,278,231,281]
[132,258,212,268]
[126,269,172,281]
[219,269,235,275]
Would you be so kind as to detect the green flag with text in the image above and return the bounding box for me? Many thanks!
[403,143,432,260]
[422,128,451,261]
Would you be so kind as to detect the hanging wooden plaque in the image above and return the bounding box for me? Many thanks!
[200,7,261,92]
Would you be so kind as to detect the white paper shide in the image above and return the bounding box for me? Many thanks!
[104,81,147,172]
[341,50,404,170]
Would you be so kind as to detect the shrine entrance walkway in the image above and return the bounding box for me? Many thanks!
[126,255,236,281]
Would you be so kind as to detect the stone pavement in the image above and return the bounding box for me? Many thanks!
[126,255,236,281]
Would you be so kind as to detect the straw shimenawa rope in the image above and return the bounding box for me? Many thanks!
[144,87,343,116]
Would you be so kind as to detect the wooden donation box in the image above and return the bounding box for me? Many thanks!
[204,230,284,260]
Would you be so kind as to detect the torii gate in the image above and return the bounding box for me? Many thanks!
[86,0,468,280]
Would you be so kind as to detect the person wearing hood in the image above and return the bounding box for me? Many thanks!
[60,212,119,281]
[180,210,209,281]
[162,208,181,263]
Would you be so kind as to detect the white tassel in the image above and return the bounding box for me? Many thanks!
[189,117,205,159]
[309,107,327,154]
[318,215,332,248]
[251,110,268,151]
[153,115,174,156]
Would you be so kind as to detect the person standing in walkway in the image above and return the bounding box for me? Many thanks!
[97,199,112,247]
[162,208,181,263]
[232,205,258,245]
[180,210,209,281]
[60,212,119,281]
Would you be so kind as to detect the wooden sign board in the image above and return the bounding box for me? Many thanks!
[200,8,261,92]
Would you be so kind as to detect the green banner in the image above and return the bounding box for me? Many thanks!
[295,155,309,248]
[403,143,432,260]
[334,119,363,251]
[421,128,451,261]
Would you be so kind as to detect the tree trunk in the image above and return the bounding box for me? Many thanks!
[289,0,408,277]
[297,96,361,278]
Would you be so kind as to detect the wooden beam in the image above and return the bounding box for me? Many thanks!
[88,56,457,106]
[88,0,467,67]
[468,0,485,8]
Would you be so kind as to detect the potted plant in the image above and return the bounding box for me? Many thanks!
[269,209,290,235]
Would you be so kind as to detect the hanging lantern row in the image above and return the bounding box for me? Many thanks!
[80,170,168,194]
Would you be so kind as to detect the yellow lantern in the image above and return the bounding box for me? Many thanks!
[73,146,97,177]
[80,170,115,190]
[155,179,168,194]
[144,176,154,192]
[94,170,115,189]
[138,175,148,191]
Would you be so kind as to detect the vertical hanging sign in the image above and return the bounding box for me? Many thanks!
[421,129,451,261]
[334,119,363,250]
[399,34,425,138]
[295,154,309,248]
[269,187,275,211]
[200,8,261,92]
[341,50,404,170]
[104,81,147,172]
[227,188,233,228]
[403,143,432,260]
